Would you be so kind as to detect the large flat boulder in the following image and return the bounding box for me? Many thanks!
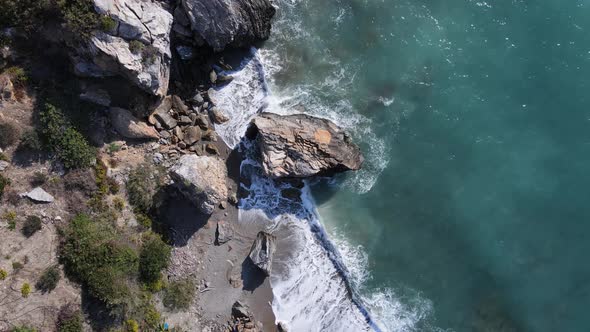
[169,155,228,215]
[179,0,276,51]
[73,0,173,96]
[249,112,364,178]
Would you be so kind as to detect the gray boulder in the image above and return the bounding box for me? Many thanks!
[179,0,276,51]
[109,107,159,139]
[250,112,364,178]
[23,187,54,203]
[73,0,173,96]
[248,232,275,276]
[215,220,233,245]
[170,155,228,214]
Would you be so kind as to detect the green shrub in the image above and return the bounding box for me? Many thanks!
[125,319,139,332]
[19,129,42,151]
[100,15,117,31]
[0,269,7,280]
[36,265,60,293]
[60,214,138,309]
[128,40,145,54]
[12,261,23,271]
[21,282,31,297]
[11,326,37,332]
[5,66,28,86]
[39,103,95,169]
[163,279,195,310]
[22,216,42,237]
[113,197,125,211]
[127,164,164,214]
[57,0,100,38]
[58,314,82,332]
[0,0,53,32]
[139,233,170,284]
[141,45,159,65]
[0,174,10,199]
[0,121,20,148]
[30,172,48,186]
[0,152,8,161]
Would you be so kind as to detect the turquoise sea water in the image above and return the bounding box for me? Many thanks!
[262,0,590,331]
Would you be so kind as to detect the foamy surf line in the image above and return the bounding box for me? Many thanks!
[211,49,383,331]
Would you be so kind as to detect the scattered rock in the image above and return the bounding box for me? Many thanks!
[172,95,190,114]
[178,115,192,125]
[228,193,238,205]
[193,93,204,104]
[231,301,250,319]
[173,126,184,140]
[209,107,229,124]
[109,107,159,139]
[202,129,217,142]
[250,112,364,178]
[79,86,111,107]
[0,74,15,102]
[169,155,228,214]
[160,130,171,139]
[209,70,218,84]
[215,220,233,245]
[205,143,219,155]
[195,114,209,130]
[180,0,276,51]
[154,109,178,130]
[0,160,8,171]
[248,232,275,276]
[23,187,54,203]
[183,126,201,145]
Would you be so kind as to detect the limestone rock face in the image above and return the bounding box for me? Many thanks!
[250,112,364,178]
[248,232,275,276]
[170,155,228,215]
[180,0,276,51]
[109,107,159,139]
[73,0,173,96]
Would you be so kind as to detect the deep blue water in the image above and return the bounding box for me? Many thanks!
[262,0,590,331]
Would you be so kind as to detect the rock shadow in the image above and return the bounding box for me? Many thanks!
[156,188,211,247]
[241,257,267,292]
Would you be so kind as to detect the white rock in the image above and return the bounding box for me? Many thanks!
[23,187,54,203]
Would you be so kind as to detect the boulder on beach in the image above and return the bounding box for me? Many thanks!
[169,155,228,215]
[179,0,276,51]
[249,112,364,178]
[109,107,159,140]
[248,232,275,276]
[72,0,173,96]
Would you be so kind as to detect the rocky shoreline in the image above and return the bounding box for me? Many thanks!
[0,1,365,331]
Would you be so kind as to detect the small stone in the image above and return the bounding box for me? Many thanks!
[178,115,192,125]
[183,126,201,145]
[154,111,178,129]
[172,95,190,114]
[209,107,229,124]
[195,114,209,130]
[160,131,171,139]
[209,70,217,84]
[0,160,9,171]
[153,153,164,164]
[54,216,62,222]
[229,193,238,205]
[193,93,204,104]
[232,301,250,319]
[202,102,209,110]
[220,201,227,209]
[178,141,187,149]
[173,126,184,141]
[202,129,217,142]
[205,144,219,155]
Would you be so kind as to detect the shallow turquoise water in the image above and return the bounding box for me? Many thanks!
[263,0,590,331]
